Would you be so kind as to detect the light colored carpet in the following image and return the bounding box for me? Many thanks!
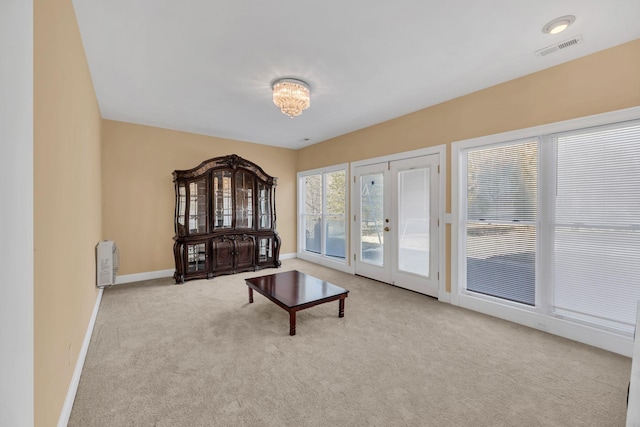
[69,259,631,426]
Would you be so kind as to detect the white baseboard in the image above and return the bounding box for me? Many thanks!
[279,252,296,260]
[57,288,103,427]
[115,269,174,285]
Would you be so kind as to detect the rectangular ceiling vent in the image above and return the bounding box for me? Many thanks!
[535,35,583,57]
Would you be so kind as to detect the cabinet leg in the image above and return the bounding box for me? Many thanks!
[248,287,253,303]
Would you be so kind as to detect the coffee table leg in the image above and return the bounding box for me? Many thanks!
[339,297,345,318]
[248,287,253,303]
[289,311,296,336]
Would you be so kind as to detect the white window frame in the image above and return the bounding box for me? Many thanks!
[297,163,350,272]
[451,106,640,357]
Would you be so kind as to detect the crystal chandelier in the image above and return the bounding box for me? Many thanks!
[271,78,310,118]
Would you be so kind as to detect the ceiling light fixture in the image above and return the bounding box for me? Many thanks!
[542,15,576,35]
[272,78,310,118]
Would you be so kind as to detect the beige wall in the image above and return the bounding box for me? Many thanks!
[33,0,103,425]
[101,121,297,275]
[298,38,640,291]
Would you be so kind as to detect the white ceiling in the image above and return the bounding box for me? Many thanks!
[72,0,640,150]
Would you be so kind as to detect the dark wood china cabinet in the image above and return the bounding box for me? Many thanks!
[172,154,281,283]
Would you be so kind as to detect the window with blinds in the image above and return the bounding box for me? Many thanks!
[461,119,640,335]
[466,141,538,305]
[552,123,640,333]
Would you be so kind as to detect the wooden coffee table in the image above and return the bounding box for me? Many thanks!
[244,270,349,336]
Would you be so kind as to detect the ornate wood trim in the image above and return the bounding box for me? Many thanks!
[173,154,277,185]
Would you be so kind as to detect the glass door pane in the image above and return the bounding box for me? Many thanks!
[397,168,430,277]
[360,173,384,266]
[354,163,391,284]
[188,179,208,234]
[176,184,186,235]
[259,237,273,262]
[258,183,272,229]
[235,171,253,228]
[187,242,207,272]
[213,171,232,229]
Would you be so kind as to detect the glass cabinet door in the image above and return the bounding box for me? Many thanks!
[235,171,254,228]
[186,242,208,273]
[258,183,272,229]
[213,171,232,229]
[176,183,186,235]
[258,237,274,262]
[188,179,208,234]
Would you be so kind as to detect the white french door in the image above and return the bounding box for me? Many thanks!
[354,155,439,296]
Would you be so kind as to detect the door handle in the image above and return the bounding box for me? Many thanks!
[384,227,390,232]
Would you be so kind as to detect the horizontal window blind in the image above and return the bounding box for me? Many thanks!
[467,142,537,222]
[466,141,537,306]
[555,125,640,226]
[552,122,640,333]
